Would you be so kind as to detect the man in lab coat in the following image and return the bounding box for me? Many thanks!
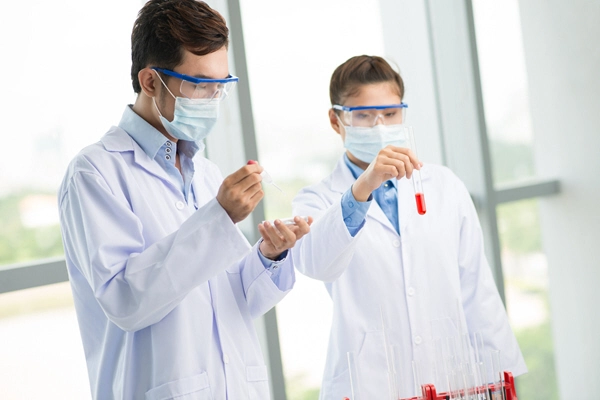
[57,1,313,399]
[292,55,527,399]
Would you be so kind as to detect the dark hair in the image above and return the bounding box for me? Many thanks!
[329,55,405,106]
[130,0,229,93]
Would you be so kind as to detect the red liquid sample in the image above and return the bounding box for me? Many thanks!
[415,192,427,215]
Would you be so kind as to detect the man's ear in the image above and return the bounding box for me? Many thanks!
[329,108,343,135]
[138,67,158,98]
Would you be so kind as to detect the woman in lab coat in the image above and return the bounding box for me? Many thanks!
[292,55,527,399]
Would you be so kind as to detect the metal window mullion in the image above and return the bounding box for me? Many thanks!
[0,257,68,294]
[494,179,561,204]
[224,0,287,399]
[424,0,506,301]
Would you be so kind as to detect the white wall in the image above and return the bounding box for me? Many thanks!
[518,1,600,398]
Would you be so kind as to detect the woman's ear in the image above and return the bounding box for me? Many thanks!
[138,67,158,98]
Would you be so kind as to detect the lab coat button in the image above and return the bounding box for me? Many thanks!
[407,287,415,296]
[165,154,171,160]
[223,354,230,364]
[166,141,172,147]
[176,201,185,210]
[414,335,422,345]
[392,240,400,247]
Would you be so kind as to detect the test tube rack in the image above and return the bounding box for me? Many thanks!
[418,371,518,400]
[343,370,518,400]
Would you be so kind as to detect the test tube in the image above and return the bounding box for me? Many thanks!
[446,336,465,400]
[347,351,362,400]
[404,126,426,215]
[391,345,403,399]
[490,350,506,400]
[412,359,423,400]
[433,338,449,393]
[473,332,490,400]
[379,306,398,400]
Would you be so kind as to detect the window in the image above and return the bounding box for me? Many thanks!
[0,1,140,398]
[472,1,558,398]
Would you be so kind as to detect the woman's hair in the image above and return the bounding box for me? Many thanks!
[130,0,229,94]
[329,55,405,106]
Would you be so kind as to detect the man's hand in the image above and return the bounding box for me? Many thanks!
[258,216,314,260]
[352,145,421,201]
[217,164,264,223]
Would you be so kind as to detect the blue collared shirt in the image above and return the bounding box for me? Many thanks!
[121,106,286,276]
[341,153,400,235]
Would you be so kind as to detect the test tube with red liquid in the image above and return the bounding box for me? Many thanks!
[405,126,427,215]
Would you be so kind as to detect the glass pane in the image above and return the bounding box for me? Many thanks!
[497,199,558,399]
[472,0,536,186]
[0,1,141,398]
[240,0,386,398]
[0,0,139,267]
[0,282,91,399]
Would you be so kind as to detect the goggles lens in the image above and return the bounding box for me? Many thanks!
[152,67,238,101]
[334,104,407,127]
[179,79,237,100]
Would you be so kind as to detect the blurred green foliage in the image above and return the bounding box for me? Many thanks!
[497,198,542,254]
[515,320,559,400]
[490,140,536,186]
[285,373,320,400]
[0,191,64,266]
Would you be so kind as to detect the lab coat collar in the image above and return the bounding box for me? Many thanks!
[101,115,207,192]
[100,127,175,186]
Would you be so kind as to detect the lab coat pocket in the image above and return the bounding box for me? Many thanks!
[246,365,269,400]
[325,367,350,400]
[145,372,213,400]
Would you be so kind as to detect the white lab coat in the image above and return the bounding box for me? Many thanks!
[59,127,294,400]
[292,156,526,400]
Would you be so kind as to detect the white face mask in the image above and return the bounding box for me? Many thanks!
[154,73,220,142]
[343,124,409,164]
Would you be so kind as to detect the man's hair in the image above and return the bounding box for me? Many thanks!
[130,0,229,94]
[329,55,405,106]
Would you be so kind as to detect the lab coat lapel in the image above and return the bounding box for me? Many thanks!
[190,161,212,209]
[132,142,177,186]
[329,156,357,194]
[102,127,176,187]
[367,199,399,235]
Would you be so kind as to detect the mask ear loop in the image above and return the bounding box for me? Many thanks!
[152,70,178,119]
[154,70,177,99]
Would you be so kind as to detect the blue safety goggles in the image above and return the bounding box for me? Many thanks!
[152,67,239,100]
[333,103,408,127]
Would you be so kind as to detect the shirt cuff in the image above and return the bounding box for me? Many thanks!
[257,239,289,272]
[341,187,372,236]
